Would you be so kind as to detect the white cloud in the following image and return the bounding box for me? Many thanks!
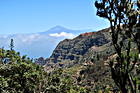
[49,32,75,39]
[21,34,41,43]
[0,32,77,58]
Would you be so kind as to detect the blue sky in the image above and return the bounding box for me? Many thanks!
[0,0,109,34]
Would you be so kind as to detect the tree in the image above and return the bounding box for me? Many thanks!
[10,39,14,51]
[95,0,140,92]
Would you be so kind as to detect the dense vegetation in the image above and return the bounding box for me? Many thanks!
[0,47,46,93]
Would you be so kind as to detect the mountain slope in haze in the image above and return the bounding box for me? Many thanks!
[0,26,92,58]
[47,28,114,64]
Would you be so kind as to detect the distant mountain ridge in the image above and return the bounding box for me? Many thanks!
[39,25,92,35]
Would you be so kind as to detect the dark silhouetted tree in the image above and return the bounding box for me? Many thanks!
[10,39,14,51]
[95,0,140,92]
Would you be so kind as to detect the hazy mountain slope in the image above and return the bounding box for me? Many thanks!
[47,28,113,64]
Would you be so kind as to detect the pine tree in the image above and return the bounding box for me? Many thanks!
[10,39,14,51]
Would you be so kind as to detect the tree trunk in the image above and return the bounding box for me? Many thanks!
[121,87,127,93]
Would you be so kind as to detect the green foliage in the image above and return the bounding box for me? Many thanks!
[0,48,47,93]
[45,68,88,93]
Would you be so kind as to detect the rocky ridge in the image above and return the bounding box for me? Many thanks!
[47,28,114,65]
